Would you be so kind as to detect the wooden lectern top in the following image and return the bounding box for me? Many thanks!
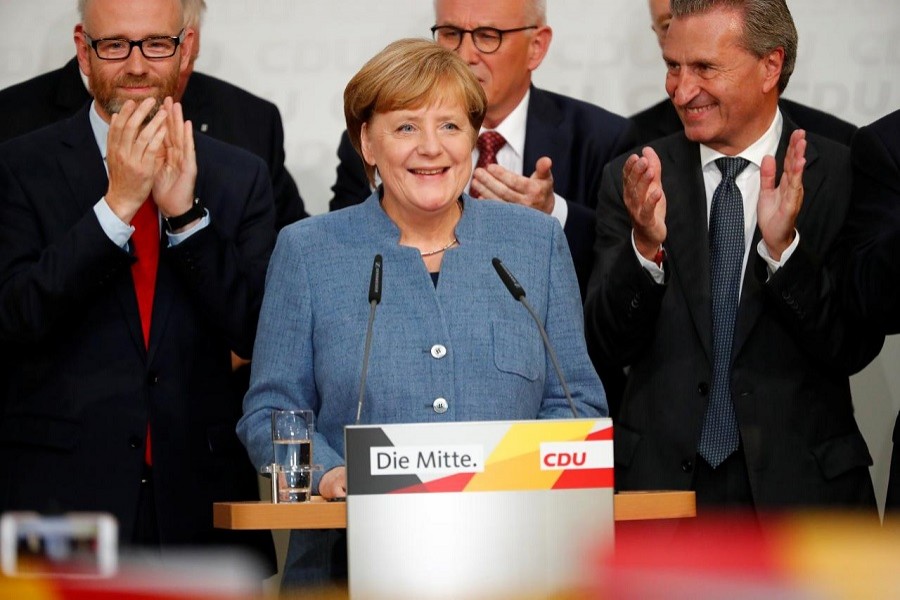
[213,491,695,530]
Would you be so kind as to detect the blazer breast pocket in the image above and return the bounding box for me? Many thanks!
[492,319,542,381]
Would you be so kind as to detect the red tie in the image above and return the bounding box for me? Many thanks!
[130,198,159,465]
[470,131,507,199]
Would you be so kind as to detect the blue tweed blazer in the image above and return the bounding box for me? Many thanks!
[237,193,607,486]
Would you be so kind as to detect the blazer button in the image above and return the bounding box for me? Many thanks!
[433,397,448,414]
[128,435,144,449]
[681,459,693,473]
[697,382,709,395]
[430,344,447,359]
[147,372,160,385]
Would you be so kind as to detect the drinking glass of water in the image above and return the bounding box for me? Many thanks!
[271,409,314,502]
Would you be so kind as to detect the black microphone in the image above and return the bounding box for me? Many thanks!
[492,258,579,418]
[356,255,382,424]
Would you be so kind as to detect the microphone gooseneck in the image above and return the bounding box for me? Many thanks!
[492,258,579,418]
[356,254,383,424]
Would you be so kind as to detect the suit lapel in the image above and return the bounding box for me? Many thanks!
[146,160,206,364]
[732,118,820,358]
[523,87,566,184]
[146,252,174,365]
[180,75,212,135]
[662,135,714,361]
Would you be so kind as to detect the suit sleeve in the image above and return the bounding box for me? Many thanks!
[163,155,276,359]
[265,105,308,227]
[761,144,884,375]
[843,121,900,333]
[329,130,373,212]
[562,201,595,301]
[584,160,667,370]
[0,158,132,344]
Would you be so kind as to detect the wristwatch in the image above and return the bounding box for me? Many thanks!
[163,198,204,232]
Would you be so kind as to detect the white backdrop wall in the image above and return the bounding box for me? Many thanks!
[1,1,899,513]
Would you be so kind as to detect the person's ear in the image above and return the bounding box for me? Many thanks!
[527,25,553,72]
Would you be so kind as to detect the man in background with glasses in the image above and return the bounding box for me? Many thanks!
[0,0,276,571]
[329,0,635,295]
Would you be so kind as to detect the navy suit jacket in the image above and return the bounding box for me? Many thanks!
[0,57,305,230]
[0,105,276,565]
[843,109,900,511]
[630,96,858,147]
[586,120,881,509]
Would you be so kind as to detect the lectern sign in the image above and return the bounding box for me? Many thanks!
[345,418,615,599]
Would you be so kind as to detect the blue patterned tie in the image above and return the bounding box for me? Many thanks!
[698,157,749,468]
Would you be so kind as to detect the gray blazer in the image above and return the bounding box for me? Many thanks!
[237,193,606,587]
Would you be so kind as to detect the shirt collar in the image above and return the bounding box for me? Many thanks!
[699,107,783,169]
[479,88,530,159]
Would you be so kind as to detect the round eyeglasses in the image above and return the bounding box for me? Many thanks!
[430,25,538,54]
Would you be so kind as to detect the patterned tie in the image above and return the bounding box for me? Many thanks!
[130,197,159,465]
[697,157,749,468]
[469,131,506,198]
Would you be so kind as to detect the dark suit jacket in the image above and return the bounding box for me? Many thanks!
[0,105,276,566]
[585,120,881,509]
[0,57,305,230]
[843,109,900,511]
[630,97,858,147]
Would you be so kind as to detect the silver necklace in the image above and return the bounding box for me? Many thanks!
[420,238,459,257]
[419,199,463,257]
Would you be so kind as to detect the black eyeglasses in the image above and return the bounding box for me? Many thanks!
[83,29,185,60]
[431,25,538,54]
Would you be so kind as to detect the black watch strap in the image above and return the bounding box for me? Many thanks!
[163,198,204,232]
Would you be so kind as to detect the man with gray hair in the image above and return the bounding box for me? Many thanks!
[630,0,858,147]
[585,0,880,510]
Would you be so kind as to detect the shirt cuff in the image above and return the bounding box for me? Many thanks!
[550,193,568,228]
[94,197,134,248]
[165,210,210,246]
[632,230,665,284]
[757,229,800,276]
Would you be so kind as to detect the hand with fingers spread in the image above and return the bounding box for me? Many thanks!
[104,97,169,224]
[623,146,667,261]
[152,97,198,224]
[470,156,556,214]
[758,129,806,261]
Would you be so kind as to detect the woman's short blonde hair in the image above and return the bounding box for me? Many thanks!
[344,38,487,186]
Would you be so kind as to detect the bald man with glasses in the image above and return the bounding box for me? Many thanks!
[329,0,636,301]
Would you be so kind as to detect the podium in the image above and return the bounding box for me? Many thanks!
[343,418,615,598]
[214,418,695,598]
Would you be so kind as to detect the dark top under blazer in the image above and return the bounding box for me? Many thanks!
[0,105,276,566]
[0,56,305,229]
[585,119,882,509]
[630,97,858,148]
[843,108,900,511]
